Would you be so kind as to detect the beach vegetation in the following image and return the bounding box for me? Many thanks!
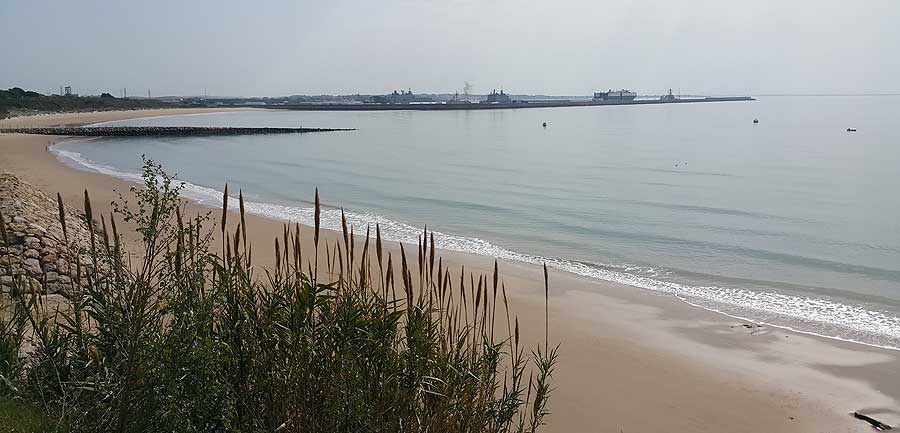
[0,160,558,433]
[0,88,177,119]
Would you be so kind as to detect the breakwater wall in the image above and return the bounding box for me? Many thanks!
[0,126,355,137]
[235,96,755,112]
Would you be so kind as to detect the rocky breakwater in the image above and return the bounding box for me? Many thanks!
[0,126,356,137]
[0,172,98,295]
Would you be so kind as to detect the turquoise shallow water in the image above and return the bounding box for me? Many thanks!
[53,96,900,348]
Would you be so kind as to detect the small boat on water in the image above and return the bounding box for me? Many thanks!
[847,128,857,132]
[753,119,759,124]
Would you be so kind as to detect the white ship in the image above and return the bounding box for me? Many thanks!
[593,89,637,101]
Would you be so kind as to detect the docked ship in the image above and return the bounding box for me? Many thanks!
[593,89,637,101]
[369,89,434,104]
[483,89,511,104]
[659,88,677,102]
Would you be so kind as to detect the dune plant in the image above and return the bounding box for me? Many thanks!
[0,159,558,433]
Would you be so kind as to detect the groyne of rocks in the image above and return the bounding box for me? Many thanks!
[0,126,355,137]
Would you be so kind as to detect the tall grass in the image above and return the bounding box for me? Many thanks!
[0,160,558,433]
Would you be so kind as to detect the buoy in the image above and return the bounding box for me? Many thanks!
[753,119,759,124]
[542,122,547,128]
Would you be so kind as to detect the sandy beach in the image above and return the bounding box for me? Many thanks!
[2,109,898,432]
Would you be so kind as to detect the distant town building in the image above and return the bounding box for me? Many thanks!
[63,86,76,97]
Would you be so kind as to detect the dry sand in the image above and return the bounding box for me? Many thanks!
[2,109,899,432]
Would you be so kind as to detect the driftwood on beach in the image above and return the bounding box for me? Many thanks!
[0,126,355,137]
[854,412,893,431]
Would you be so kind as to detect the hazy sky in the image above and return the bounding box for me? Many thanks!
[2,0,898,96]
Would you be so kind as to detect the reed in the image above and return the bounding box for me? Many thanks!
[0,159,558,433]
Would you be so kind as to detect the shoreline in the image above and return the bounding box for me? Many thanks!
[2,109,898,432]
[51,137,900,352]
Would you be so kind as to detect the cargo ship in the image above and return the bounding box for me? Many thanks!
[593,89,637,101]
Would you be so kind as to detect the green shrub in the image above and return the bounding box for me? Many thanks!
[0,160,558,433]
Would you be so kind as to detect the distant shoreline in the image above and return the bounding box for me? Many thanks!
[223,96,754,111]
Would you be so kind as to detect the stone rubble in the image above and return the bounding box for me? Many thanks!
[0,172,100,294]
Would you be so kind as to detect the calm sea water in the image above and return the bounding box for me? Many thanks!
[54,96,900,349]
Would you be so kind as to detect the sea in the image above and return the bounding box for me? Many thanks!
[51,96,900,350]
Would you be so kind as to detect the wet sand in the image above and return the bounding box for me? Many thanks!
[2,109,898,432]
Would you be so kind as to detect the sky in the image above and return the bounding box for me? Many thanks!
[2,0,899,97]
